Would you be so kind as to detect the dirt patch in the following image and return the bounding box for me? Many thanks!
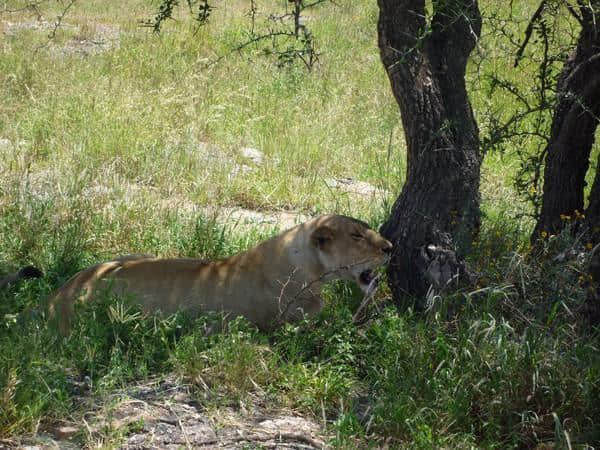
[1,19,68,36]
[83,181,310,231]
[240,147,265,166]
[325,177,387,197]
[2,376,328,449]
[1,19,119,56]
[8,167,310,232]
[56,23,120,56]
[202,206,310,231]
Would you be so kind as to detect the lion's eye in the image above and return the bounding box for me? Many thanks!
[351,233,364,241]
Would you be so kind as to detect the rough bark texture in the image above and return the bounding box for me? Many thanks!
[533,2,600,242]
[377,0,482,305]
[586,161,600,242]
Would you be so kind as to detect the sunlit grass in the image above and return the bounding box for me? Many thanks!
[1,0,405,224]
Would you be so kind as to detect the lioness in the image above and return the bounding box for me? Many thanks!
[49,215,392,333]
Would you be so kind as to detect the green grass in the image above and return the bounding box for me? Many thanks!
[1,0,600,448]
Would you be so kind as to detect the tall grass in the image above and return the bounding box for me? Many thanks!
[2,220,599,446]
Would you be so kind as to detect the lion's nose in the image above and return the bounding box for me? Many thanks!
[382,241,393,254]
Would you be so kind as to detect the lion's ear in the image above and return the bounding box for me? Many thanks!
[311,225,334,250]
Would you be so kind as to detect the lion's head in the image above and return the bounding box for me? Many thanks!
[309,215,393,292]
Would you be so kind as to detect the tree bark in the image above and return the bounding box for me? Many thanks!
[585,160,600,243]
[377,0,482,306]
[533,2,600,242]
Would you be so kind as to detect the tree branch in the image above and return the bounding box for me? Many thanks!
[1,1,45,15]
[206,30,296,67]
[566,0,584,25]
[47,0,76,40]
[514,0,547,67]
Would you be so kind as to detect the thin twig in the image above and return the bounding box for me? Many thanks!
[352,274,381,324]
[195,431,325,449]
[32,0,76,52]
[514,0,547,67]
[566,0,584,25]
[1,1,45,15]
[275,258,385,326]
[168,403,192,449]
[206,30,295,67]
[48,0,76,40]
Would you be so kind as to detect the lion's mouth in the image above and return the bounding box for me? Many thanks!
[359,269,375,285]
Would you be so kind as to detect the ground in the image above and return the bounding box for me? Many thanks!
[1,375,329,449]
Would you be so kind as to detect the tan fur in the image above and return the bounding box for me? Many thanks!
[48,215,392,334]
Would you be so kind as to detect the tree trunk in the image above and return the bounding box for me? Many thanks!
[533,2,600,242]
[377,0,482,306]
[585,160,600,243]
